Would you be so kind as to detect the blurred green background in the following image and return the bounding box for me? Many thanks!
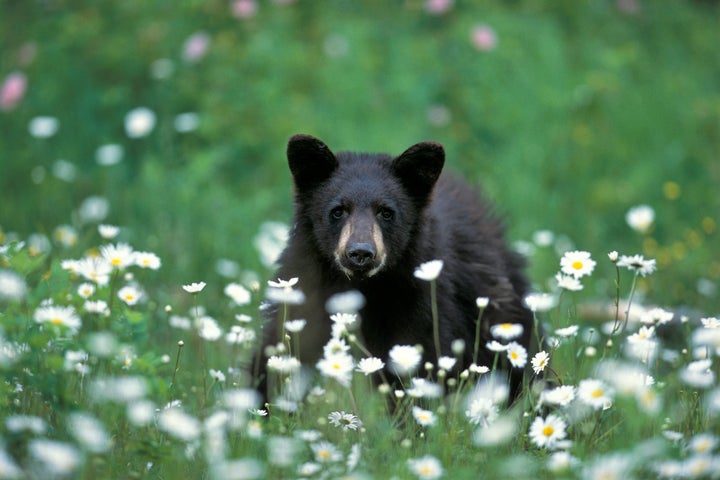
[1,0,719,312]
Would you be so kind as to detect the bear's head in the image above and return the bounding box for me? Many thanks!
[287,134,445,279]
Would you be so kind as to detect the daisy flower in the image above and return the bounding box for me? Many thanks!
[196,316,222,341]
[413,259,444,281]
[540,385,576,407]
[560,250,596,278]
[77,282,95,299]
[412,406,437,427]
[327,411,363,431]
[356,357,385,375]
[524,293,557,312]
[125,107,156,138]
[266,355,301,374]
[100,242,135,269]
[117,285,143,306]
[311,441,343,463]
[555,272,584,291]
[182,281,206,293]
[626,204,655,233]
[98,224,120,239]
[529,414,567,449]
[84,300,109,315]
[465,397,499,427]
[547,451,580,473]
[389,344,422,375]
[225,325,256,345]
[209,369,226,382]
[406,378,443,399]
[75,256,113,286]
[34,305,81,331]
[28,439,81,476]
[323,337,350,357]
[157,408,201,442]
[284,319,307,333]
[317,352,354,387]
[408,454,444,479]
[134,251,161,270]
[700,317,720,329]
[267,277,299,289]
[437,355,457,371]
[325,289,365,314]
[617,254,657,277]
[555,325,579,338]
[578,378,614,410]
[531,351,550,375]
[640,307,674,325]
[490,323,524,340]
[476,296,490,308]
[506,341,527,368]
[67,412,111,453]
[486,340,508,352]
[224,282,251,305]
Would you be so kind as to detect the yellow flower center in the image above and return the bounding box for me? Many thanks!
[420,466,434,475]
[111,258,122,266]
[572,261,584,270]
[591,388,604,398]
[500,323,512,330]
[125,294,135,301]
[542,425,555,437]
[317,450,331,460]
[510,352,518,360]
[50,317,63,325]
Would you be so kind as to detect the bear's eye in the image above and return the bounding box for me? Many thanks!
[377,207,394,221]
[330,206,345,220]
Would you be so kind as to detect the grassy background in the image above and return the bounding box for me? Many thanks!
[2,0,719,313]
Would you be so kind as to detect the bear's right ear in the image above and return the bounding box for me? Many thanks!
[287,134,339,192]
[391,141,445,202]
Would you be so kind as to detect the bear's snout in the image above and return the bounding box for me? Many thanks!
[346,243,376,268]
[334,212,387,278]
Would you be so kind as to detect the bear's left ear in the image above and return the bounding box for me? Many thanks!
[287,134,339,193]
[391,141,445,202]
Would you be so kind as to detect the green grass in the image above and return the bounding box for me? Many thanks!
[1,0,719,478]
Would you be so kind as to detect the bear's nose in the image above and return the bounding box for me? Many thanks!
[346,243,376,268]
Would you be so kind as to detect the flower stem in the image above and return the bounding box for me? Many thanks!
[473,307,484,365]
[170,340,184,390]
[430,279,441,362]
[616,271,639,337]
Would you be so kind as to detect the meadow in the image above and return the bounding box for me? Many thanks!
[1,1,719,478]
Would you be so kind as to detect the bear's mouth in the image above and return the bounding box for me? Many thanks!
[335,246,386,279]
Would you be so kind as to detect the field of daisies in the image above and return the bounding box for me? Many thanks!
[2,221,719,479]
[2,1,719,479]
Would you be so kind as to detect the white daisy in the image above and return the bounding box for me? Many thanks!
[578,378,614,410]
[529,414,567,449]
[389,344,422,375]
[506,341,527,368]
[413,259,444,281]
[490,323,524,340]
[182,281,206,293]
[407,454,444,479]
[531,351,550,375]
[412,406,437,427]
[100,242,135,269]
[560,250,596,278]
[356,357,385,375]
[316,352,354,387]
[626,204,655,233]
[327,411,363,431]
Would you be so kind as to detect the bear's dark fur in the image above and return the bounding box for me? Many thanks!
[259,134,535,400]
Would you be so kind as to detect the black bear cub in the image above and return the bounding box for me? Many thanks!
[259,134,535,400]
